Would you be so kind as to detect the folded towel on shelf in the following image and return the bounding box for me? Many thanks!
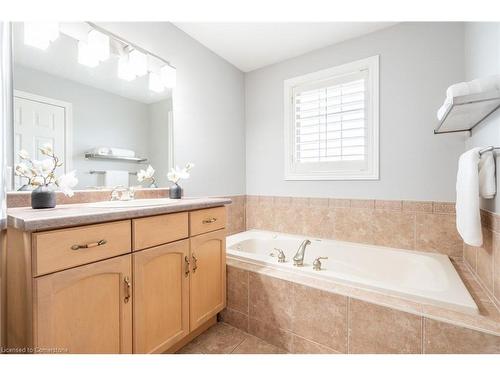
[91,147,111,155]
[456,147,483,247]
[109,148,135,158]
[479,150,496,199]
[446,82,470,99]
[104,170,129,188]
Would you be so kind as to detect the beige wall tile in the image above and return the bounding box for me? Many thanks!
[334,208,374,244]
[227,265,249,314]
[292,284,348,353]
[248,318,293,352]
[301,207,335,239]
[308,198,329,207]
[249,272,294,330]
[415,213,462,257]
[476,228,494,293]
[291,335,339,354]
[350,199,375,209]
[433,202,456,214]
[274,204,304,234]
[246,199,274,230]
[493,232,500,304]
[463,244,477,272]
[424,319,500,354]
[402,201,433,213]
[375,200,402,211]
[221,308,249,332]
[372,210,415,249]
[348,299,422,353]
[329,198,350,208]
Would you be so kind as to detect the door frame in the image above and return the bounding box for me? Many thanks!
[13,89,73,173]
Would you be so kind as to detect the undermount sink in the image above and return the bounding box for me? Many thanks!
[87,198,176,208]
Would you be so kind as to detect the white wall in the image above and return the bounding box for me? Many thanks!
[14,65,152,189]
[245,22,466,201]
[99,22,246,197]
[464,22,500,213]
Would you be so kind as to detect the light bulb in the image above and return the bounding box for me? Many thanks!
[78,40,99,67]
[24,22,59,50]
[149,72,164,93]
[129,50,148,77]
[87,29,109,62]
[161,64,176,88]
[117,54,136,81]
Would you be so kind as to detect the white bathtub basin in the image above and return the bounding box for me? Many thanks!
[87,198,176,208]
[226,230,479,315]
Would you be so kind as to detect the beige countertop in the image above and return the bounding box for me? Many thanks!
[7,197,232,232]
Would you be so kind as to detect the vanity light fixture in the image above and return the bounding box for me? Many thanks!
[148,72,165,93]
[161,64,176,88]
[117,54,136,81]
[77,40,99,68]
[87,29,110,62]
[23,22,59,50]
[129,49,148,77]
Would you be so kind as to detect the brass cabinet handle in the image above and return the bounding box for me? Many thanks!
[71,239,107,250]
[192,254,198,272]
[202,217,217,224]
[184,256,190,277]
[124,276,131,303]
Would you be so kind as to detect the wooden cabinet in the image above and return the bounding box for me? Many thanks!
[6,206,227,354]
[189,229,226,330]
[34,255,132,354]
[133,240,190,353]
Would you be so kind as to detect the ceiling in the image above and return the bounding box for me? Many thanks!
[12,22,172,104]
[174,22,397,72]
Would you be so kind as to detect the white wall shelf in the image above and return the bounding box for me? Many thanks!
[434,90,500,134]
[84,153,148,163]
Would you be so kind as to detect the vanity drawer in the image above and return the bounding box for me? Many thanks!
[33,220,132,276]
[189,207,226,236]
[132,212,189,251]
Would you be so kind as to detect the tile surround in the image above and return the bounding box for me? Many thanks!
[223,263,500,354]
[465,209,500,308]
[245,195,463,257]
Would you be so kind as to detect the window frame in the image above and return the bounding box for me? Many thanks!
[283,55,380,181]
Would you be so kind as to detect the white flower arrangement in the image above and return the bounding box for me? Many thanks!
[167,162,194,184]
[15,145,78,197]
[137,165,156,186]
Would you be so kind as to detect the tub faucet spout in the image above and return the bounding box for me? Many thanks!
[293,239,311,266]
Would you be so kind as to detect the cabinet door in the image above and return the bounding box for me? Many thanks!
[189,229,226,331]
[133,240,190,353]
[34,255,132,354]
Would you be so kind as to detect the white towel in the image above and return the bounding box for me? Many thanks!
[456,147,483,247]
[104,170,129,188]
[109,148,135,158]
[479,151,496,199]
[91,147,110,155]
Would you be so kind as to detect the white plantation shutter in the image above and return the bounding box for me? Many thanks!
[284,56,379,180]
[294,72,366,163]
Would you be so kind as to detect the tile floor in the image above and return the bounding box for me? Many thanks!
[176,322,287,354]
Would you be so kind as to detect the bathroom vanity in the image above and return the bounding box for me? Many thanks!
[5,198,230,354]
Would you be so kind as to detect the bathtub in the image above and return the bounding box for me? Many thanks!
[226,230,479,315]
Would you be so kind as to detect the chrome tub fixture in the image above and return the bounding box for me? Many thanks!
[313,256,328,271]
[293,239,311,266]
[269,248,286,263]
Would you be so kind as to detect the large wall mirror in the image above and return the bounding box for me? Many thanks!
[9,22,175,191]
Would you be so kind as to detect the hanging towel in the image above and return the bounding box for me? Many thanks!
[456,147,483,247]
[479,151,496,199]
[104,170,129,188]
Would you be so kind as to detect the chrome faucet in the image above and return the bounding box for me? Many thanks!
[293,239,311,266]
[270,248,286,263]
[110,186,136,201]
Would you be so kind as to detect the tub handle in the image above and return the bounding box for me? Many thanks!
[269,248,286,263]
[313,256,328,271]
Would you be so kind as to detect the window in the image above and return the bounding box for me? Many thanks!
[284,55,379,180]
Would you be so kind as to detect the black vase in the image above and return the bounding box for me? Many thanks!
[31,185,56,209]
[169,183,182,199]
